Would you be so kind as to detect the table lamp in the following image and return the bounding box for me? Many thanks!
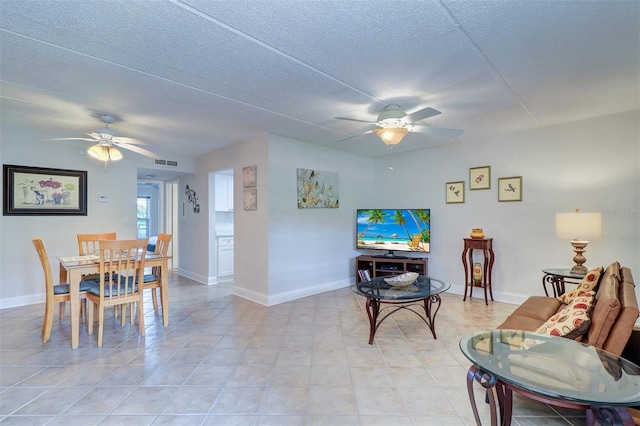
[555,209,602,275]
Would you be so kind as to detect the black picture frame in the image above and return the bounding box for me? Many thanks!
[3,164,88,216]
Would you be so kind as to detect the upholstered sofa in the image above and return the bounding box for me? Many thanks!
[497,261,639,356]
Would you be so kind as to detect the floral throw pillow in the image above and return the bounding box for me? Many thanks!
[537,291,595,339]
[556,266,603,305]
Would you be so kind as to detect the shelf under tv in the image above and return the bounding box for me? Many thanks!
[355,255,428,283]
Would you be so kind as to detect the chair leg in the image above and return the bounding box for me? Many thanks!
[42,301,54,343]
[129,302,135,325]
[97,304,105,347]
[87,301,94,335]
[151,288,159,311]
[137,300,145,336]
[120,303,126,326]
[58,301,66,321]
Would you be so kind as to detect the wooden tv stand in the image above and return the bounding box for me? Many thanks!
[355,255,428,283]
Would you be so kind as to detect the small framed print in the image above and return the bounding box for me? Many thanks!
[243,187,257,210]
[469,166,490,190]
[498,176,522,202]
[242,165,257,188]
[446,181,464,204]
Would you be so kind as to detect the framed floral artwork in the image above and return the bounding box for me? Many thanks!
[242,165,257,188]
[3,164,87,216]
[243,187,257,211]
[469,166,491,190]
[446,181,465,204]
[296,168,339,208]
[498,176,522,202]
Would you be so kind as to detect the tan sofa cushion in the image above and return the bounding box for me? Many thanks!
[586,273,621,348]
[557,266,603,304]
[508,296,563,322]
[497,315,547,332]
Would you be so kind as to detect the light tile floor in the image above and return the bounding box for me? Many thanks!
[0,272,587,425]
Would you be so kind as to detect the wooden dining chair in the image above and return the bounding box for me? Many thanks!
[32,238,93,343]
[77,232,116,255]
[143,233,172,311]
[85,239,148,347]
[76,232,116,281]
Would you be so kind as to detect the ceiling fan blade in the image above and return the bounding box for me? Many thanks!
[50,137,97,142]
[402,107,441,124]
[116,143,160,159]
[334,117,376,124]
[410,125,463,138]
[334,129,374,143]
[115,136,147,146]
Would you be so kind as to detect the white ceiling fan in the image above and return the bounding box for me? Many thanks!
[335,104,463,145]
[53,114,159,164]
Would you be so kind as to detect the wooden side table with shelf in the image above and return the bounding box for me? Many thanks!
[462,238,494,305]
[355,255,427,283]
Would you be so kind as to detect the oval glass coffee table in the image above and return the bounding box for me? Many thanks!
[460,329,640,425]
[352,275,450,344]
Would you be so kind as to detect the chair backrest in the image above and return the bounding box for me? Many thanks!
[77,232,116,255]
[96,239,148,300]
[154,233,172,256]
[32,238,54,297]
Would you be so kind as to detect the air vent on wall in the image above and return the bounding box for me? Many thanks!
[153,159,178,167]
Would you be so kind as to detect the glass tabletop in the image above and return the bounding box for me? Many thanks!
[542,268,586,279]
[459,329,640,406]
[352,275,450,302]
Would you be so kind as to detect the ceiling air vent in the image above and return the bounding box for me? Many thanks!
[152,159,178,167]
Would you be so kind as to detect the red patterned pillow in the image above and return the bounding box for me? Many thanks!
[537,291,595,339]
[557,266,603,304]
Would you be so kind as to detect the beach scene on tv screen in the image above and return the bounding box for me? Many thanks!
[357,209,430,253]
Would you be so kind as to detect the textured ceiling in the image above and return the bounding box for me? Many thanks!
[1,0,638,178]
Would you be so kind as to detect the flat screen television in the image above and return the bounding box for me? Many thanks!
[356,209,430,256]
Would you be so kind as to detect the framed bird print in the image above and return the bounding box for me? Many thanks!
[498,176,522,202]
[446,181,464,204]
[469,166,490,190]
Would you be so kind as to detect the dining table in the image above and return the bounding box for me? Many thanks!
[58,252,171,348]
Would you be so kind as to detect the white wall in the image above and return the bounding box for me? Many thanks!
[179,134,270,293]
[265,135,375,305]
[373,110,640,305]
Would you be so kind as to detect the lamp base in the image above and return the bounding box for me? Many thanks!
[570,264,588,275]
[569,240,589,277]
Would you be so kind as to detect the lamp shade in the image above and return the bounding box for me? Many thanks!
[374,127,408,145]
[88,144,123,162]
[556,210,602,241]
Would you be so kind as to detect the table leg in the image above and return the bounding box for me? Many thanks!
[365,297,380,345]
[422,295,442,339]
[68,269,82,349]
[467,364,511,426]
[160,261,169,326]
[588,405,635,426]
[542,274,565,298]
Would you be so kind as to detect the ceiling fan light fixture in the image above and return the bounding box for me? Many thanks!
[88,144,123,162]
[375,127,408,145]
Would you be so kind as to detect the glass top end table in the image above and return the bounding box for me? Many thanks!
[352,275,450,344]
[542,268,586,297]
[460,329,640,425]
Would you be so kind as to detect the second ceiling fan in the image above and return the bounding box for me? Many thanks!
[335,104,463,145]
